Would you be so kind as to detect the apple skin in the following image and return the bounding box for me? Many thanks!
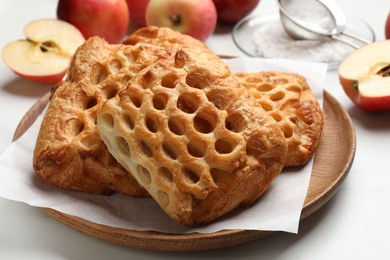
[212,0,260,24]
[11,68,68,84]
[339,77,390,112]
[126,0,149,26]
[2,19,85,84]
[338,40,390,112]
[386,12,390,39]
[145,0,217,42]
[57,0,129,44]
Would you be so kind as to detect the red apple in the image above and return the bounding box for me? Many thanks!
[338,40,390,112]
[126,0,149,26]
[57,0,129,44]
[212,0,260,25]
[145,0,217,42]
[2,19,85,83]
[385,12,390,39]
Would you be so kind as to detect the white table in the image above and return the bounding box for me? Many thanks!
[1,0,389,259]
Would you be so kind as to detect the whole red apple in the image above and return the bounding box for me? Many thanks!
[338,40,390,112]
[126,0,149,26]
[145,0,217,42]
[212,0,260,24]
[57,0,129,44]
[385,12,390,39]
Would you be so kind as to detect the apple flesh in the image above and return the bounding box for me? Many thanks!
[2,19,85,83]
[338,40,390,112]
[212,0,260,24]
[57,0,129,44]
[126,0,149,26]
[145,0,217,42]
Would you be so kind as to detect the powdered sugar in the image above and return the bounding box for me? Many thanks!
[252,20,353,64]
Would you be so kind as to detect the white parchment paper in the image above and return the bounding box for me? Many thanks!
[0,58,327,234]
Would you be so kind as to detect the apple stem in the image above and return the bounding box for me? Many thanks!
[352,81,359,89]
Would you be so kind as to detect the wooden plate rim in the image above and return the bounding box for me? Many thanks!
[12,90,356,251]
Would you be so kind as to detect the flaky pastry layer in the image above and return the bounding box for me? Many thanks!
[98,28,287,226]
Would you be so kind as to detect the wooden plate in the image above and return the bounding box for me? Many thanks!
[13,91,355,251]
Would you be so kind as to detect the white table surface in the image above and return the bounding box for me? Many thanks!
[1,0,389,259]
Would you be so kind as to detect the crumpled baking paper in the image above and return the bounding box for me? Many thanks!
[0,58,327,234]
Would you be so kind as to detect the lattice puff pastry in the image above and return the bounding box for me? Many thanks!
[97,38,287,226]
[124,27,323,167]
[234,72,323,167]
[33,36,185,196]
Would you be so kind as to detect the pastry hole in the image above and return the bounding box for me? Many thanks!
[251,91,263,99]
[215,138,234,154]
[102,86,118,100]
[122,113,134,130]
[256,83,273,92]
[182,167,200,184]
[79,135,97,149]
[225,113,245,133]
[269,111,283,122]
[168,117,185,135]
[116,136,130,156]
[84,97,97,110]
[130,93,142,108]
[186,69,209,89]
[101,113,114,128]
[193,111,216,134]
[245,77,262,84]
[282,124,294,138]
[161,73,177,89]
[139,140,153,157]
[206,91,226,110]
[177,93,199,114]
[145,116,158,133]
[69,119,84,137]
[109,59,122,74]
[158,167,173,183]
[210,168,230,186]
[275,78,289,84]
[259,100,273,111]
[157,190,170,207]
[270,91,285,101]
[137,165,151,185]
[289,115,298,124]
[287,84,302,94]
[187,140,206,158]
[162,142,177,160]
[90,63,108,84]
[152,93,168,110]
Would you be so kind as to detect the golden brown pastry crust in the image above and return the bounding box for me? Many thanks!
[33,36,183,196]
[124,27,323,167]
[98,27,288,226]
[234,71,324,167]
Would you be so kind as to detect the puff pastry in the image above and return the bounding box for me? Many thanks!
[124,26,323,167]
[33,36,183,196]
[98,29,287,225]
[234,71,323,166]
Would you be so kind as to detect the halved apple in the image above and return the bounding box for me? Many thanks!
[338,40,390,112]
[2,19,85,83]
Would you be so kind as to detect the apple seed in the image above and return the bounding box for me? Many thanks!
[39,41,58,53]
[377,65,390,77]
